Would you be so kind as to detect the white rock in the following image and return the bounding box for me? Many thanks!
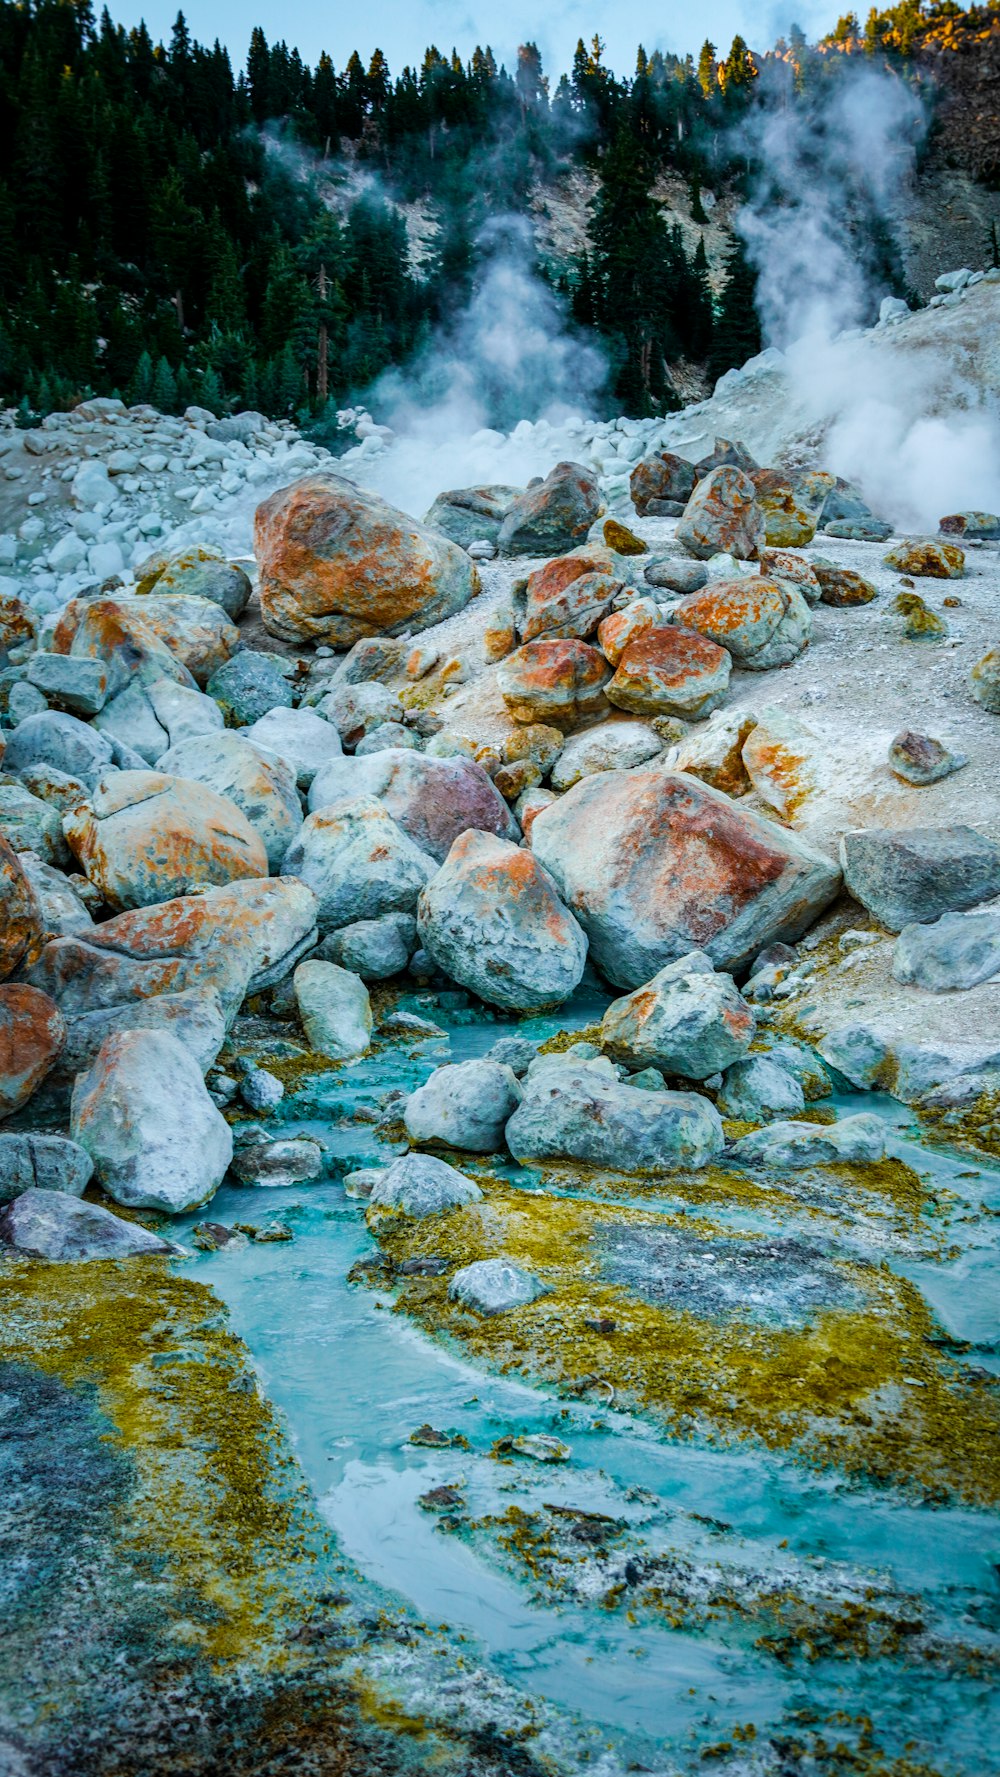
[293,958,372,1058]
[367,1151,483,1218]
[449,1258,545,1314]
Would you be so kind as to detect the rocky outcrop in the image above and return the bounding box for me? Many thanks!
[254,474,478,646]
[531,770,841,987]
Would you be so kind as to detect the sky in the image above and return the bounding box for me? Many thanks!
[108,0,839,82]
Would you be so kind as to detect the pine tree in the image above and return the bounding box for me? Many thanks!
[152,356,178,411]
[199,366,223,413]
[708,239,761,381]
[696,40,717,97]
[129,349,154,404]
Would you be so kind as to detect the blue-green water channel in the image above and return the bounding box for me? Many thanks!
[172,998,1000,1775]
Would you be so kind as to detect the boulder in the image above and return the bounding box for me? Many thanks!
[449,1259,545,1314]
[59,985,228,1077]
[315,680,404,749]
[367,1152,483,1218]
[694,438,757,476]
[549,720,663,791]
[70,1028,233,1212]
[531,770,841,987]
[417,829,587,1011]
[0,1188,173,1261]
[971,650,1000,713]
[716,1055,805,1119]
[306,749,518,864]
[19,854,93,938]
[30,877,318,1025]
[840,826,1000,931]
[675,467,764,561]
[0,782,68,866]
[136,547,251,619]
[0,592,37,655]
[519,553,620,643]
[938,512,1000,540]
[759,550,821,604]
[64,769,268,911]
[243,706,343,790]
[497,461,603,556]
[230,1137,324,1186]
[52,597,196,698]
[283,796,434,932]
[505,1060,724,1172]
[895,590,947,640]
[0,835,43,979]
[497,640,612,728]
[318,911,414,980]
[671,710,757,797]
[424,485,521,548]
[2,710,114,789]
[597,597,660,666]
[749,470,817,548]
[94,675,223,764]
[630,450,696,516]
[0,983,65,1119]
[293,958,372,1059]
[207,651,294,726]
[0,1133,93,1202]
[888,730,968,786]
[672,578,811,670]
[404,1059,522,1153]
[606,626,731,720]
[645,558,709,594]
[600,951,755,1080]
[732,1112,886,1168]
[254,474,478,646]
[883,539,964,578]
[25,653,109,716]
[812,563,878,607]
[892,910,1000,992]
[157,732,303,872]
[95,593,239,686]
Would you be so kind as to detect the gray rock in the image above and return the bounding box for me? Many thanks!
[283,795,434,931]
[316,680,403,748]
[449,1257,545,1314]
[238,1066,285,1112]
[675,466,764,561]
[207,650,293,725]
[888,731,968,785]
[367,1151,483,1217]
[424,485,521,548]
[293,959,372,1059]
[497,462,603,557]
[892,909,1000,991]
[549,721,663,791]
[840,826,1000,931]
[970,649,1000,713]
[243,706,343,789]
[71,1028,233,1212]
[817,1021,1000,1105]
[143,551,252,620]
[505,1060,724,1172]
[306,748,518,864]
[0,782,68,866]
[0,1187,173,1260]
[59,986,228,1078]
[485,1035,538,1075]
[759,1037,832,1100]
[716,1055,805,1119]
[317,911,414,980]
[3,710,113,789]
[0,1133,93,1202]
[230,1137,324,1186]
[600,951,755,1080]
[19,853,93,937]
[157,731,303,872]
[404,1059,522,1153]
[644,558,710,594]
[25,653,108,716]
[732,1112,887,1168]
[94,675,223,764]
[354,723,420,756]
[417,829,587,1012]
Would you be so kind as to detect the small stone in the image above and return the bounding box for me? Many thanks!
[606,626,731,720]
[25,653,108,716]
[239,1066,285,1112]
[449,1257,546,1314]
[717,1054,805,1119]
[0,1132,93,1202]
[0,983,65,1118]
[970,650,1000,713]
[812,563,878,607]
[367,1151,483,1218]
[895,591,947,639]
[939,512,1000,540]
[888,731,968,785]
[603,517,647,554]
[600,951,755,1081]
[230,1138,324,1186]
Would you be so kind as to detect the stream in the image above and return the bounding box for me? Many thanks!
[171,998,1000,1775]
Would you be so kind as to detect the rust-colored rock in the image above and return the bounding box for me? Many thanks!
[813,564,878,607]
[0,982,65,1119]
[497,640,612,729]
[54,593,239,686]
[497,462,603,557]
[52,597,195,697]
[597,597,659,666]
[254,474,478,646]
[675,466,764,561]
[673,577,811,669]
[760,549,822,603]
[0,835,44,980]
[630,450,696,516]
[64,770,268,911]
[520,551,621,643]
[884,538,965,579]
[673,710,758,796]
[531,769,841,987]
[749,470,817,548]
[0,592,37,655]
[606,626,731,720]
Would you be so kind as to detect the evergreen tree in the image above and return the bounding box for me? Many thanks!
[708,238,761,381]
[696,40,717,96]
[152,356,178,411]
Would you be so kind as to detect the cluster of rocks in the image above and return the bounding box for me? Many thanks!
[1,397,998,1266]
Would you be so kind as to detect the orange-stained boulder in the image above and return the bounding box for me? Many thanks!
[254,474,479,646]
[0,835,44,980]
[672,577,811,669]
[760,549,822,604]
[497,639,612,729]
[54,593,238,688]
[519,551,621,643]
[417,829,587,1010]
[629,450,696,516]
[884,538,965,578]
[749,469,817,548]
[0,982,65,1118]
[675,466,764,561]
[64,770,268,911]
[531,770,841,987]
[497,461,603,557]
[29,876,318,1024]
[0,592,37,655]
[597,597,659,666]
[52,597,195,698]
[606,625,731,719]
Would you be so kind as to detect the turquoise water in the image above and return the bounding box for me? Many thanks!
[173,1001,1000,1774]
